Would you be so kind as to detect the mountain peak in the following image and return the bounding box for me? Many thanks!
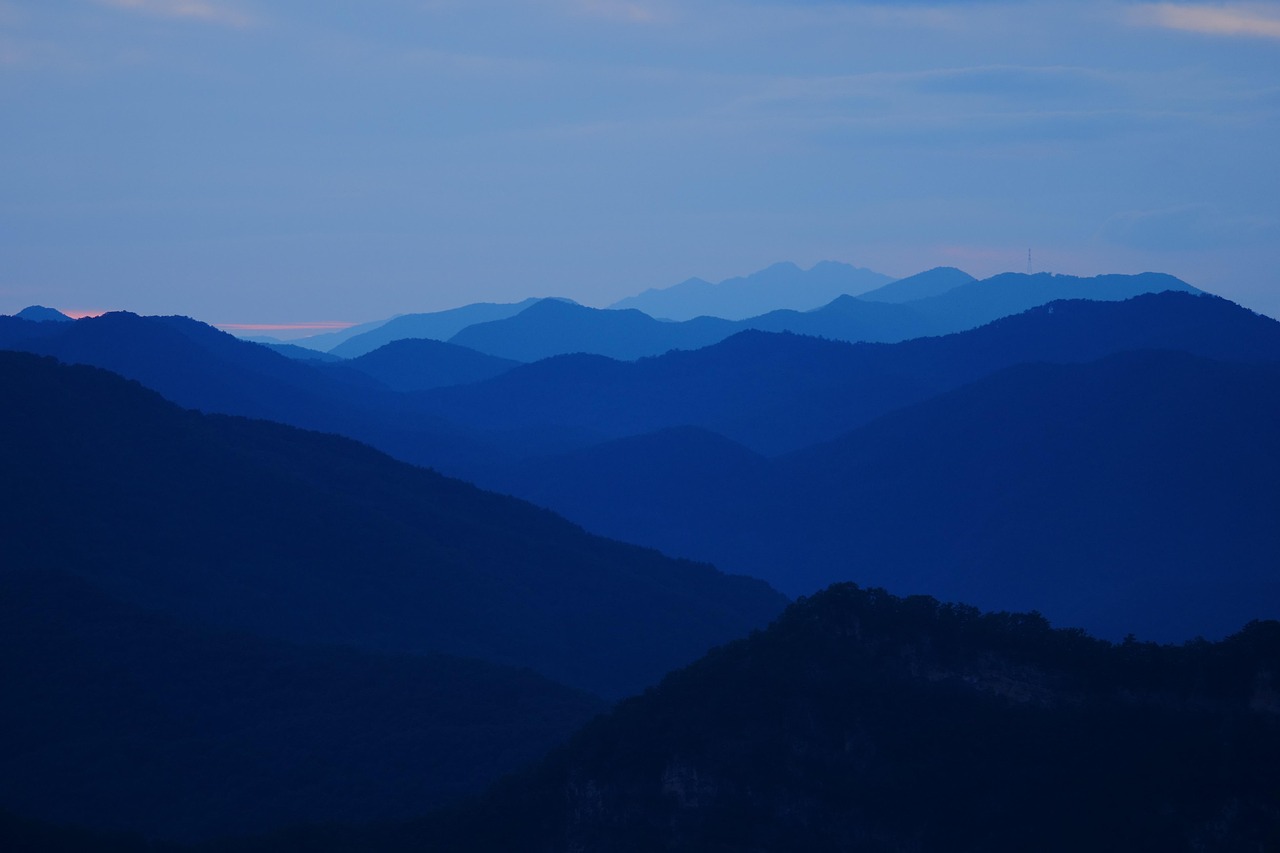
[14,305,73,323]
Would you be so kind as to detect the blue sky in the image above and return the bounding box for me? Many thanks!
[2,0,1278,328]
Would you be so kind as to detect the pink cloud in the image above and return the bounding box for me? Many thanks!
[1132,3,1280,39]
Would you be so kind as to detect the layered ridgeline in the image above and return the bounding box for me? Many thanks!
[425,291,1280,458]
[444,272,1197,362]
[0,571,603,842]
[0,273,1207,478]
[4,293,1276,644]
[251,585,1280,852]
[608,260,895,321]
[325,298,545,359]
[0,311,576,478]
[285,269,1191,362]
[464,293,1280,641]
[0,351,785,700]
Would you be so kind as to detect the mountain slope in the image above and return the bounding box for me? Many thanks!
[429,292,1280,458]
[0,571,603,842]
[449,299,735,362]
[0,352,786,698]
[342,338,520,392]
[381,585,1280,852]
[857,266,974,302]
[608,261,892,321]
[443,273,1202,365]
[329,298,544,358]
[768,350,1280,638]
[0,311,588,479]
[911,271,1201,333]
[14,305,73,322]
[488,349,1280,642]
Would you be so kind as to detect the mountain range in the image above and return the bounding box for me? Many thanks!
[3,260,1278,849]
[0,351,784,700]
[607,260,893,320]
[438,271,1200,363]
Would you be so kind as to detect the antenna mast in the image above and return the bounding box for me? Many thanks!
[1027,249,1032,275]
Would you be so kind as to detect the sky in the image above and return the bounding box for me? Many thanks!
[2,0,1278,331]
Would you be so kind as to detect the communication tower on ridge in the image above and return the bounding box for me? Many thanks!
[1027,249,1032,275]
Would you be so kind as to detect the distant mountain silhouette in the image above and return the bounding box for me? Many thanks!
[0,352,785,698]
[446,272,1202,363]
[736,294,943,342]
[342,338,520,392]
[261,342,344,362]
[857,265,974,302]
[329,298,545,358]
[0,570,602,842]
[912,271,1202,333]
[371,585,1280,852]
[608,260,892,320]
[13,305,72,322]
[428,292,1280,459]
[0,311,587,479]
[449,299,735,362]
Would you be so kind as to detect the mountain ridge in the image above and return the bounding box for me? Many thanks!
[0,351,786,698]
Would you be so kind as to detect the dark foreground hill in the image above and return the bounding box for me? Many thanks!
[0,352,785,699]
[0,571,603,842]
[234,585,1280,853]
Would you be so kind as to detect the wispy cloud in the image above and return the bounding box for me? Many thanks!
[93,0,256,29]
[1132,3,1280,39]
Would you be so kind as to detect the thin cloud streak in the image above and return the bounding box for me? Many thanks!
[94,0,256,29]
[1132,3,1280,39]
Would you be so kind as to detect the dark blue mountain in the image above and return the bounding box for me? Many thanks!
[341,338,520,392]
[13,305,72,322]
[0,311,583,479]
[429,291,1280,459]
[0,351,786,698]
[0,570,602,842]
[261,341,344,362]
[328,298,544,358]
[485,349,1280,642]
[608,260,892,320]
[445,272,1202,363]
[449,299,735,362]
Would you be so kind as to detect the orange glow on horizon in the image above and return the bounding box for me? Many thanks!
[63,309,111,319]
